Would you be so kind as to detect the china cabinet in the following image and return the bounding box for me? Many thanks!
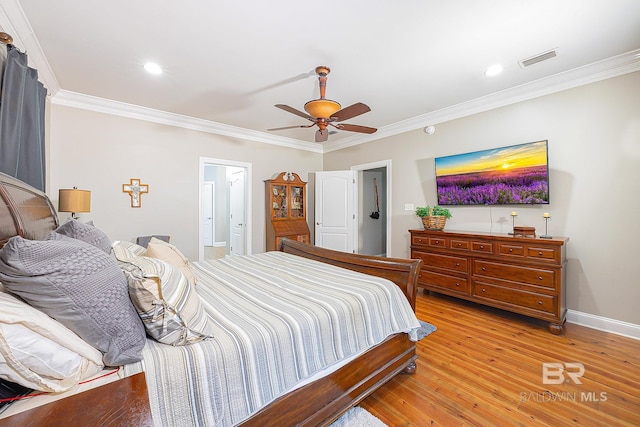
[265,172,310,251]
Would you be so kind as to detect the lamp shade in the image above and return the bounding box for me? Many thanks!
[304,99,341,118]
[58,188,91,214]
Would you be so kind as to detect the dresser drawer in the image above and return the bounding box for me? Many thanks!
[417,252,467,273]
[427,235,447,249]
[526,246,559,262]
[412,235,429,246]
[419,270,469,294]
[498,243,525,257]
[471,240,494,254]
[473,282,556,314]
[449,238,470,251]
[473,260,556,288]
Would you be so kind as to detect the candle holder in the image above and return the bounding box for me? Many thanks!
[540,215,552,239]
[508,213,517,235]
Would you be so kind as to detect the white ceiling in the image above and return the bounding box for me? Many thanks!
[2,0,640,151]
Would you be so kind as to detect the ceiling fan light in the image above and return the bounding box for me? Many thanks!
[304,99,341,118]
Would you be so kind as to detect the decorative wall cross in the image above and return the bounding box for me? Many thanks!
[122,178,149,208]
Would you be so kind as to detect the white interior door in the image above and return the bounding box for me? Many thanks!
[315,170,356,253]
[229,169,246,256]
[203,182,214,246]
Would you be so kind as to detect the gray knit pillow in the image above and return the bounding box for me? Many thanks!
[55,219,112,254]
[0,234,146,366]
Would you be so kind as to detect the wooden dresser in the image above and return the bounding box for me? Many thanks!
[410,229,568,334]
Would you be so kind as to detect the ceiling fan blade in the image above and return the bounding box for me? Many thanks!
[334,123,377,134]
[331,102,371,122]
[315,129,328,143]
[267,125,312,131]
[275,104,314,121]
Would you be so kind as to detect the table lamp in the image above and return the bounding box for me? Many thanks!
[58,187,91,219]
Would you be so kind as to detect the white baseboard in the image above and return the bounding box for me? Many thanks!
[567,309,640,340]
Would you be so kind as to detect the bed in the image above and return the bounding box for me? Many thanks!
[0,172,423,426]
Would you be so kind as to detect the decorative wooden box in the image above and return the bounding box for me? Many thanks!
[513,226,536,237]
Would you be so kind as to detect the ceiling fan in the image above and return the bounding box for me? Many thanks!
[267,66,377,142]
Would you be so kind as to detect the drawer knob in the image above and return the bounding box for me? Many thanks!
[482,288,486,292]
[457,243,462,247]
[480,245,484,249]
[455,262,460,266]
[538,276,543,280]
[481,267,486,271]
[509,248,513,252]
[538,251,543,255]
[455,283,460,287]
[538,301,543,305]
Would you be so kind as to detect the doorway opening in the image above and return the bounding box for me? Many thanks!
[353,160,391,257]
[199,157,252,260]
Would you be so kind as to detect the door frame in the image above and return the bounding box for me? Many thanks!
[203,181,215,246]
[198,157,252,260]
[351,160,392,257]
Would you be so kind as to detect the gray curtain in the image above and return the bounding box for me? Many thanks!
[0,45,47,191]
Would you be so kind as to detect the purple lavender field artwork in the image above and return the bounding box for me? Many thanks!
[435,140,549,205]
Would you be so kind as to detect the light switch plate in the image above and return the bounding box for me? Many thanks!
[404,203,414,211]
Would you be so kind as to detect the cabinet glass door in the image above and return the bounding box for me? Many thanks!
[290,185,304,218]
[272,184,288,219]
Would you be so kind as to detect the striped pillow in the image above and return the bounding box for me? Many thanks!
[112,240,147,258]
[118,256,214,346]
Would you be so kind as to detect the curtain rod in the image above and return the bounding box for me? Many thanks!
[0,32,14,45]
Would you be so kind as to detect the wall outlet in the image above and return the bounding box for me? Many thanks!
[404,203,414,211]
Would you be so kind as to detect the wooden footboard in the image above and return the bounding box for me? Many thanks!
[240,333,416,426]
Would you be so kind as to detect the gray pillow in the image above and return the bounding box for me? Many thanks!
[55,219,112,254]
[0,234,146,366]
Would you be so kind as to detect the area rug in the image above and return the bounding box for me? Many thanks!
[329,406,387,427]
[416,319,437,339]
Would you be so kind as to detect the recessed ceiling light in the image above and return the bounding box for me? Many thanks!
[485,64,503,77]
[144,62,163,75]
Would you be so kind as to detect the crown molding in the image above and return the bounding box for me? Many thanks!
[52,90,323,153]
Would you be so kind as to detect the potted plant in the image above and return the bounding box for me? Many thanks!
[416,205,452,230]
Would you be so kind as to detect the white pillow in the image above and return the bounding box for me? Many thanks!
[145,237,197,286]
[0,291,104,392]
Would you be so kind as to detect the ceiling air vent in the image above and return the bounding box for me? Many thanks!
[519,49,558,69]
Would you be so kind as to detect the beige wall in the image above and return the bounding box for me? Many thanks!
[324,71,640,325]
[47,106,322,260]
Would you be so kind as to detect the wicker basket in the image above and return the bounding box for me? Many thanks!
[421,215,447,231]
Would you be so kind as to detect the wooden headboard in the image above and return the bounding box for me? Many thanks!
[0,172,59,247]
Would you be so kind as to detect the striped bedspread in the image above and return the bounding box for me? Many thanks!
[125,251,421,426]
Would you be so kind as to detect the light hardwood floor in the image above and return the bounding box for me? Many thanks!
[204,245,226,259]
[361,290,640,427]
